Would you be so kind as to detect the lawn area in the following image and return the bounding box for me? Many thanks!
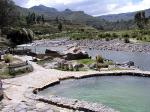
[76,59,95,65]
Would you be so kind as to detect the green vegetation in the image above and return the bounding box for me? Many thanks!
[0,0,19,28]
[26,12,45,25]
[1,0,150,49]
[96,55,104,63]
[58,22,63,31]
[77,59,95,65]
[134,11,148,29]
[3,54,13,63]
[109,68,129,71]
[37,57,53,65]
[0,65,33,79]
[7,28,34,46]
[9,65,33,76]
[0,54,33,79]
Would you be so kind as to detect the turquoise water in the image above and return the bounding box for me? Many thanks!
[39,76,150,112]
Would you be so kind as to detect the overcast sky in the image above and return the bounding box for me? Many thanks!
[13,0,150,16]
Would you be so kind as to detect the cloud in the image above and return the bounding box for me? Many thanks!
[105,0,150,15]
[13,0,150,16]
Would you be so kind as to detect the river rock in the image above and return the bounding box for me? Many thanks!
[45,49,62,57]
[63,46,89,60]
[126,61,134,66]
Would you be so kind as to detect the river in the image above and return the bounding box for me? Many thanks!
[18,44,150,71]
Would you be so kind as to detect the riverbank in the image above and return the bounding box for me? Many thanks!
[28,38,150,54]
[1,55,150,112]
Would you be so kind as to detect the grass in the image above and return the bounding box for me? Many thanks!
[0,69,12,79]
[0,66,33,79]
[37,57,53,65]
[0,56,33,79]
[109,67,129,71]
[76,59,95,65]
[76,59,113,66]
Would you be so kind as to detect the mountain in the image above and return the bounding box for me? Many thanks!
[97,8,150,22]
[28,5,105,28]
[29,5,96,21]
[29,5,60,19]
[17,5,150,30]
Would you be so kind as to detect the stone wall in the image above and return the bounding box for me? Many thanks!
[38,95,118,112]
[34,70,150,112]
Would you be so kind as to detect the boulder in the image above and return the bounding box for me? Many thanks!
[126,61,134,67]
[45,49,62,57]
[63,47,89,60]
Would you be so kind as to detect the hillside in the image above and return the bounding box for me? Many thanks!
[97,8,150,22]
[29,5,103,24]
[16,5,150,30]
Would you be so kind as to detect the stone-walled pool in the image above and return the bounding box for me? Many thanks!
[39,76,150,112]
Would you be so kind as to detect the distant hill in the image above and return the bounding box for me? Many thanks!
[97,8,150,22]
[16,5,150,30]
[29,5,59,19]
[29,5,101,22]
[27,5,105,29]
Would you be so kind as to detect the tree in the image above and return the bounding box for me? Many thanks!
[41,14,45,24]
[26,13,31,25]
[7,28,34,46]
[134,11,148,29]
[56,16,59,23]
[95,55,104,71]
[36,15,41,24]
[0,0,19,28]
[58,22,62,31]
[26,12,36,25]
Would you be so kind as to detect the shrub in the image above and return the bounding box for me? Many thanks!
[122,33,130,38]
[98,33,106,38]
[105,33,111,37]
[124,38,130,43]
[69,64,74,71]
[9,65,33,76]
[95,55,104,63]
[7,28,34,46]
[131,32,138,38]
[64,65,69,71]
[97,63,108,68]
[3,54,13,63]
[112,33,119,38]
[74,65,79,71]
[105,37,110,41]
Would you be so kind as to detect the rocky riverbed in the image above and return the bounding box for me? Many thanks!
[32,38,150,54]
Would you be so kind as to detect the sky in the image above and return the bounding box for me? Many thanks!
[13,0,150,16]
